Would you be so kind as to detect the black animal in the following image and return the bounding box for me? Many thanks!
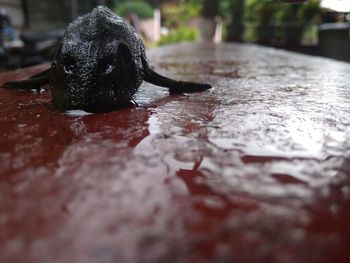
[2,6,211,112]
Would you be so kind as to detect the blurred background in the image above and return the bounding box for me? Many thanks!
[0,0,349,70]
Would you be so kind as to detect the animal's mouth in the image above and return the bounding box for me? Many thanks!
[52,89,135,113]
[80,98,137,113]
[52,99,124,113]
[82,89,124,112]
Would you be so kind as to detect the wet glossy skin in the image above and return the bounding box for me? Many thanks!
[51,6,144,111]
[0,43,350,263]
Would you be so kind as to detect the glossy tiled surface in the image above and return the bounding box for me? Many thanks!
[0,43,350,263]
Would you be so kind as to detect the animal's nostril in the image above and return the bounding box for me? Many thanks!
[63,55,76,74]
[63,65,74,74]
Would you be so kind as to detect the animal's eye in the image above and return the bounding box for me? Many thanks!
[118,43,132,65]
[63,55,76,74]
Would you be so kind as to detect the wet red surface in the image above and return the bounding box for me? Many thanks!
[0,43,350,263]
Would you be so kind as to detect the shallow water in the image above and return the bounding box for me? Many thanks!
[0,43,350,263]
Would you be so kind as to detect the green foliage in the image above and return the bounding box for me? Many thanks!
[156,0,201,45]
[180,0,202,19]
[274,0,321,25]
[219,0,233,19]
[274,3,301,24]
[298,0,322,24]
[161,0,201,28]
[245,0,280,25]
[158,27,198,45]
[219,0,243,19]
[114,1,154,19]
[241,0,322,44]
[244,0,321,26]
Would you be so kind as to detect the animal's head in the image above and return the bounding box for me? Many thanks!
[50,6,142,112]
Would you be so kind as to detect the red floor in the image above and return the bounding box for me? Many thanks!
[0,43,350,263]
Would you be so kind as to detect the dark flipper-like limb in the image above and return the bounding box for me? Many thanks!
[2,68,51,90]
[144,68,211,94]
[140,43,211,93]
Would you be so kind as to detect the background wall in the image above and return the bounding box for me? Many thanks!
[0,0,23,29]
[0,0,102,31]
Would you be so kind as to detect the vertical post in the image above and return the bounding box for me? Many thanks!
[106,0,115,8]
[201,0,218,18]
[154,9,161,41]
[21,0,29,28]
[70,0,78,21]
[97,0,108,5]
[227,0,245,42]
[200,0,219,42]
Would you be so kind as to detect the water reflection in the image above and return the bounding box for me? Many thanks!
[1,43,350,262]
